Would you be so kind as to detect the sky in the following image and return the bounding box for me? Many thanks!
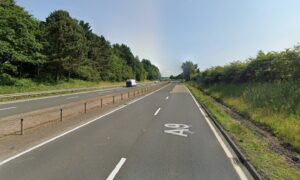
[16,0,300,76]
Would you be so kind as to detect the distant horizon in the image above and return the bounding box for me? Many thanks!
[17,0,300,76]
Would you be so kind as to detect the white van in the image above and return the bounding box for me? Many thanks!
[126,79,137,87]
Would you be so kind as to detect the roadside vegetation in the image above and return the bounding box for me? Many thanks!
[0,0,161,90]
[200,82,300,152]
[187,83,300,180]
[171,44,300,152]
[0,79,125,94]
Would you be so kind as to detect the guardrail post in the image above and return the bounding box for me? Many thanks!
[128,92,130,98]
[84,102,87,113]
[121,93,123,100]
[60,109,63,121]
[20,118,23,135]
[113,96,115,104]
[101,98,103,108]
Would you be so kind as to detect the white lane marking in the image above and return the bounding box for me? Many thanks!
[165,96,169,100]
[98,91,109,94]
[0,107,16,111]
[0,84,170,166]
[187,87,248,180]
[154,107,161,116]
[66,96,78,100]
[164,124,193,137]
[106,158,126,180]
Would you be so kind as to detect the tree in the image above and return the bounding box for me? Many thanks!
[181,61,198,81]
[142,59,161,80]
[170,73,183,80]
[0,0,14,6]
[45,10,87,81]
[0,1,45,78]
[112,44,147,80]
[79,21,112,80]
[0,1,161,83]
[135,57,146,81]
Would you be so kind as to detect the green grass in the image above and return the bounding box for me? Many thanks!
[186,83,300,180]
[0,78,125,94]
[197,81,300,152]
[0,78,128,102]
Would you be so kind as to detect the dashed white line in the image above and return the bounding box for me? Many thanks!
[0,84,169,166]
[154,107,161,116]
[0,107,16,111]
[66,96,79,100]
[106,158,126,180]
[165,96,169,100]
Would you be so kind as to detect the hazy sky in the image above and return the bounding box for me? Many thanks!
[17,0,300,76]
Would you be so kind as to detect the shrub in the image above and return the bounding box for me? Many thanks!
[0,73,16,85]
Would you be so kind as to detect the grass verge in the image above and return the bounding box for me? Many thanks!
[0,79,130,102]
[0,79,125,94]
[186,83,300,180]
[199,82,300,152]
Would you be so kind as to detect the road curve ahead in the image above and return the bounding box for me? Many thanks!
[0,82,250,180]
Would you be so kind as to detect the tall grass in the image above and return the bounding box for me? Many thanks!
[199,81,300,151]
[187,84,300,179]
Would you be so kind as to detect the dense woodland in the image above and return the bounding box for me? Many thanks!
[175,46,300,84]
[0,0,161,85]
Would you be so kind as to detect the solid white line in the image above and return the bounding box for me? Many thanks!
[165,96,169,100]
[187,87,248,180]
[66,96,79,100]
[154,107,161,116]
[98,90,111,94]
[106,158,126,180]
[0,107,16,111]
[0,84,169,166]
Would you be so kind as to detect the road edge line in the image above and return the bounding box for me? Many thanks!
[186,86,250,180]
[0,107,16,111]
[0,83,170,166]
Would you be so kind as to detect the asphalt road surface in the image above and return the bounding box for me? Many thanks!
[0,83,251,180]
[0,83,155,119]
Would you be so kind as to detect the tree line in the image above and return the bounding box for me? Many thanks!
[173,46,300,84]
[0,0,161,85]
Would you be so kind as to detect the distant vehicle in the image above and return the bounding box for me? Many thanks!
[126,79,137,87]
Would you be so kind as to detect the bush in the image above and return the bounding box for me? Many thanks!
[201,48,300,84]
[73,66,99,81]
[0,73,16,85]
